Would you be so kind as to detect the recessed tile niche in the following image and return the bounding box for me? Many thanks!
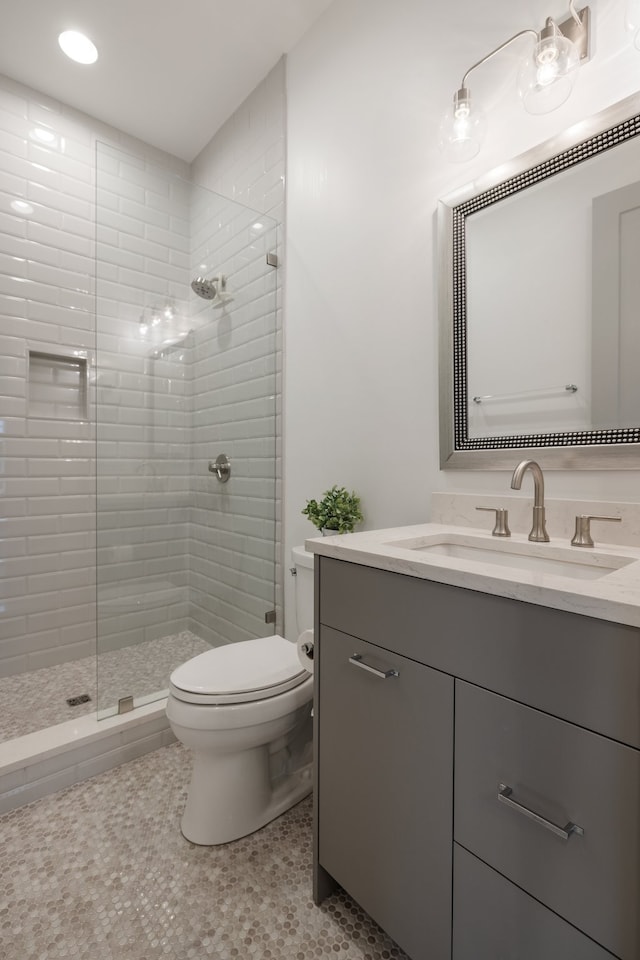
[28,350,88,421]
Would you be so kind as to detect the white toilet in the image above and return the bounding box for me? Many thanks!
[166,545,314,845]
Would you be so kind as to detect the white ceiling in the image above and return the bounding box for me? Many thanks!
[0,0,334,162]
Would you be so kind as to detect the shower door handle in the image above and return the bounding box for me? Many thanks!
[209,454,231,482]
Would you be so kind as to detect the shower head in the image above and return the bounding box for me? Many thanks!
[191,276,218,300]
[191,273,234,308]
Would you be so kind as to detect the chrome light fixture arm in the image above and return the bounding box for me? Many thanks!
[459,28,537,94]
[452,28,537,118]
[440,5,591,162]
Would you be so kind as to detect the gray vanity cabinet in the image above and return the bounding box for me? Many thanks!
[313,555,640,960]
[316,626,454,960]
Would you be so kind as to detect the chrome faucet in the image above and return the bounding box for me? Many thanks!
[510,459,550,542]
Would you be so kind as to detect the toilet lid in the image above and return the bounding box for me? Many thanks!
[169,635,308,705]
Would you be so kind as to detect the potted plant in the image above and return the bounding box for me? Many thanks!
[302,485,364,535]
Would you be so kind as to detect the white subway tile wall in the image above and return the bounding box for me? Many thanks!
[0,60,285,729]
[0,74,188,688]
[191,58,285,634]
[187,186,278,646]
[95,143,192,691]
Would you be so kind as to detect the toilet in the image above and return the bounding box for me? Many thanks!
[166,545,315,845]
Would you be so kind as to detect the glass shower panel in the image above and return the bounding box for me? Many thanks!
[187,183,279,648]
[95,144,278,718]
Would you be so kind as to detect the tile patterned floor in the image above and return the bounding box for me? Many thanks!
[0,743,409,960]
[0,632,210,742]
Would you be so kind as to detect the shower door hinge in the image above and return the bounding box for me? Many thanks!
[118,696,134,715]
[265,609,276,624]
[266,252,279,268]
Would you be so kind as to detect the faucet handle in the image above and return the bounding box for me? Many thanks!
[476,506,511,538]
[571,515,621,548]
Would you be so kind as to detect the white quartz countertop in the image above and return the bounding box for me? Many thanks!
[305,523,640,630]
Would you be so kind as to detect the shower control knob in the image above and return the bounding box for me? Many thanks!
[209,454,231,483]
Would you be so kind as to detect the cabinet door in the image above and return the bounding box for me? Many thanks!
[453,845,617,960]
[317,627,454,960]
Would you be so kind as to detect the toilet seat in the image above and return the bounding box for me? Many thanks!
[169,635,307,705]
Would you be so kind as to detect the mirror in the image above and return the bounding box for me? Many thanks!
[438,92,640,469]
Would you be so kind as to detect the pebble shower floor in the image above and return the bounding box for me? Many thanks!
[0,632,209,742]
[0,742,409,960]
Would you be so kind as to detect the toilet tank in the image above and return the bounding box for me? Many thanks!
[291,546,314,635]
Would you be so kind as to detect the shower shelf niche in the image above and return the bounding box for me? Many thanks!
[28,348,89,421]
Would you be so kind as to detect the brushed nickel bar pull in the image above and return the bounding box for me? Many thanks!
[349,654,399,679]
[498,783,584,841]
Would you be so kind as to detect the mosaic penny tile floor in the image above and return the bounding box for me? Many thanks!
[0,631,209,742]
[0,742,409,960]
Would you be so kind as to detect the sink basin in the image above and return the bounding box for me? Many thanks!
[385,534,634,581]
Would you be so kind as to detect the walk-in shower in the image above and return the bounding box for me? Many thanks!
[95,144,279,720]
[0,141,280,778]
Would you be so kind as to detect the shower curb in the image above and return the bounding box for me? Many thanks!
[0,700,175,814]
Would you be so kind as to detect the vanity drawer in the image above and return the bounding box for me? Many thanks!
[453,844,617,960]
[454,680,640,960]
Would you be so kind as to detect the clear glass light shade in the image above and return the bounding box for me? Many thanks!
[517,33,580,115]
[438,95,487,163]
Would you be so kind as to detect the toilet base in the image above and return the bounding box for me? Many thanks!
[166,671,314,846]
[181,754,312,845]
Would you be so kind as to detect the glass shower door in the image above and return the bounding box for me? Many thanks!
[95,144,279,718]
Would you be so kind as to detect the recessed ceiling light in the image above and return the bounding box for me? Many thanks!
[58,30,98,65]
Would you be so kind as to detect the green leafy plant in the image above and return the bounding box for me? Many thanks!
[302,485,364,533]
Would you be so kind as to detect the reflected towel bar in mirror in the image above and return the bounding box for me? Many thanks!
[472,384,578,404]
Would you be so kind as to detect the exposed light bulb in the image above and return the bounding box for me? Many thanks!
[518,27,580,115]
[438,88,486,163]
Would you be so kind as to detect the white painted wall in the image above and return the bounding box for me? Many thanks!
[283,0,640,636]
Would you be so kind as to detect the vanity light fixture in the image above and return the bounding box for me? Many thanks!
[439,2,590,162]
[58,30,98,65]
